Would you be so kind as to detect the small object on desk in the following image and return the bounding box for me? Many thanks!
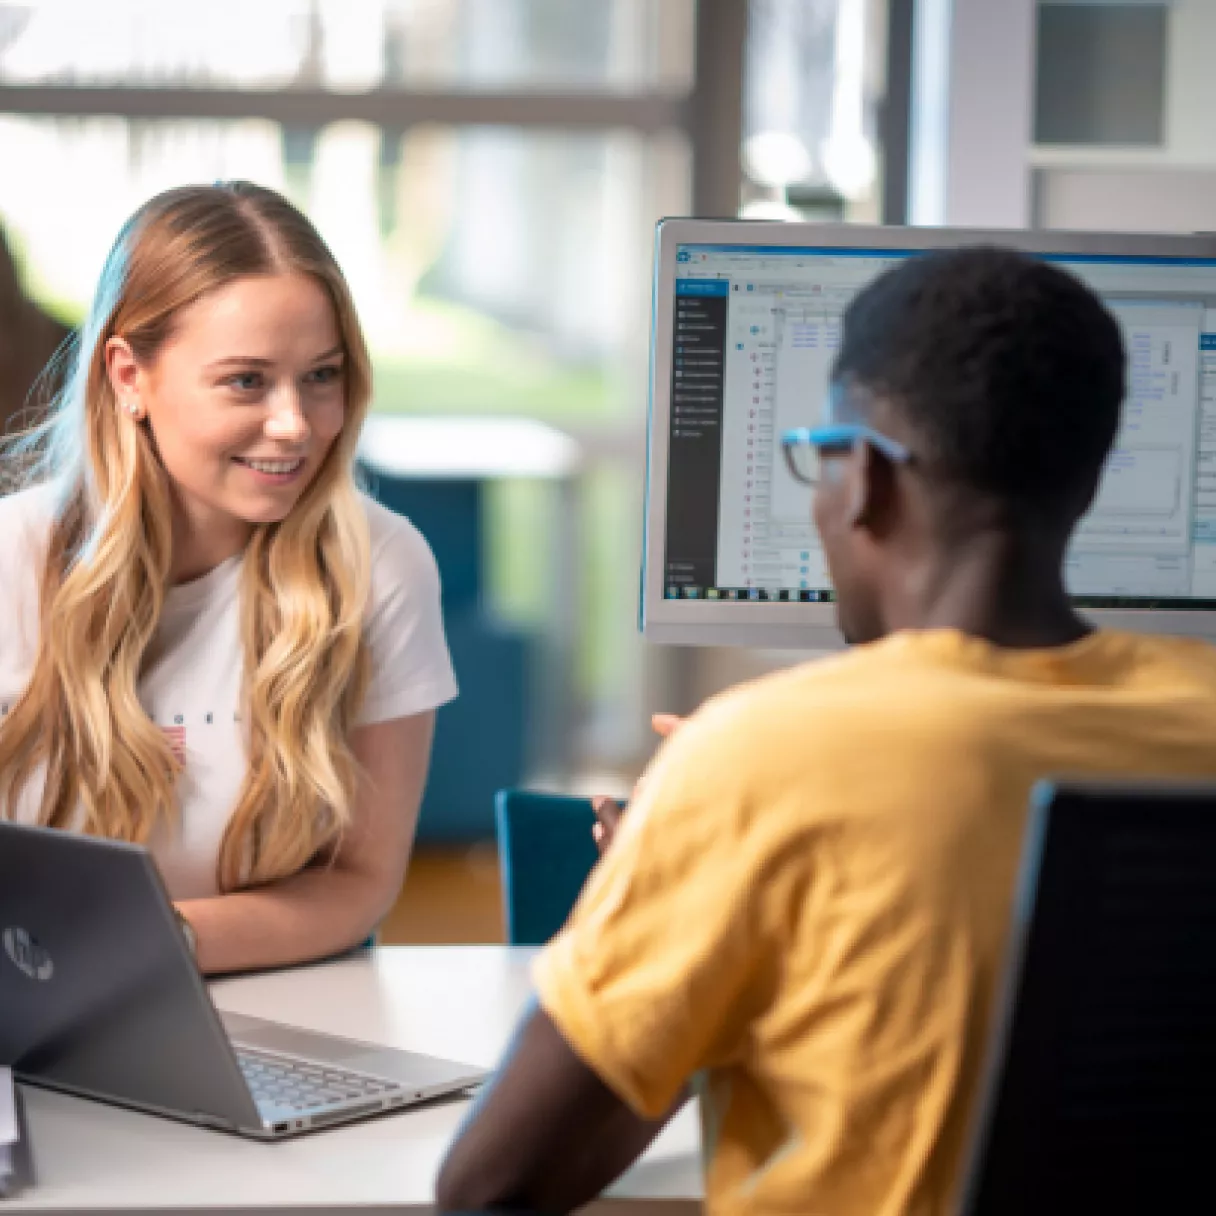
[0,1065,21,1198]
[173,906,198,958]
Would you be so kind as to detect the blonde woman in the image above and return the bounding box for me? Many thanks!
[0,182,456,975]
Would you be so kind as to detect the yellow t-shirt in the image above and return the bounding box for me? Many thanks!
[534,628,1216,1216]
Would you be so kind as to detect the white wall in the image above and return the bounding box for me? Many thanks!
[1034,0,1216,232]
[1163,0,1216,164]
[1037,167,1216,233]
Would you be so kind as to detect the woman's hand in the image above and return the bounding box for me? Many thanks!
[590,713,683,856]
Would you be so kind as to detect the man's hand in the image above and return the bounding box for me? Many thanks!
[591,713,684,855]
[589,795,624,855]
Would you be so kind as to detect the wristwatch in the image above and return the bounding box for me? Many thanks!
[173,908,198,958]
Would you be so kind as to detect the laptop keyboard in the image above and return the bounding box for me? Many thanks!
[236,1047,399,1113]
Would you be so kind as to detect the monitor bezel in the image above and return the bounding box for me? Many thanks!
[642,218,1216,649]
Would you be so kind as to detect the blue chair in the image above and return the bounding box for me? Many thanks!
[494,790,601,946]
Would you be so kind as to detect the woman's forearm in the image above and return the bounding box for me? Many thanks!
[176,862,396,976]
[177,717,433,976]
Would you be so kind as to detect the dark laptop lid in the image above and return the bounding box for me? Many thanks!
[0,821,258,1128]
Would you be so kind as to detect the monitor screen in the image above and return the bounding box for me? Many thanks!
[646,223,1216,645]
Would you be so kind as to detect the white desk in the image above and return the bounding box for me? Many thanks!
[12,946,703,1213]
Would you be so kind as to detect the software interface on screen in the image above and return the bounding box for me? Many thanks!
[663,244,1216,608]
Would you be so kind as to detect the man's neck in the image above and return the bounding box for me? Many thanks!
[888,530,1091,650]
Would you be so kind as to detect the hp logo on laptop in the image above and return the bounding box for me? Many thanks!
[3,926,54,981]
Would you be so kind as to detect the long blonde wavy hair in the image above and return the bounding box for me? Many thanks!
[0,182,374,891]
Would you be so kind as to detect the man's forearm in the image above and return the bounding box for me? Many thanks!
[436,1001,692,1216]
[177,863,394,975]
[531,1087,691,1213]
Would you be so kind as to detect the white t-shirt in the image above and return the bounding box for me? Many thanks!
[0,485,458,898]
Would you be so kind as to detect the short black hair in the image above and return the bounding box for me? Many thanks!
[832,246,1126,517]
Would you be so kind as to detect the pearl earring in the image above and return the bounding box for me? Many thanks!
[126,400,140,416]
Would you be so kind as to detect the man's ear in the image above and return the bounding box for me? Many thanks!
[845,440,900,535]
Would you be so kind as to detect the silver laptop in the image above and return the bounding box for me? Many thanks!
[0,820,486,1139]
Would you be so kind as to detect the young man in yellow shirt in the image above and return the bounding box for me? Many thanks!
[438,247,1216,1214]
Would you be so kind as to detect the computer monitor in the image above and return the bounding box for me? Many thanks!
[642,219,1216,648]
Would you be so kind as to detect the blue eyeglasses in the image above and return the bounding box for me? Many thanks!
[781,424,912,487]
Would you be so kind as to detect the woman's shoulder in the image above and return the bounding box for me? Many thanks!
[359,492,441,583]
[0,484,56,658]
[0,482,57,565]
[0,480,57,521]
[355,496,456,718]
